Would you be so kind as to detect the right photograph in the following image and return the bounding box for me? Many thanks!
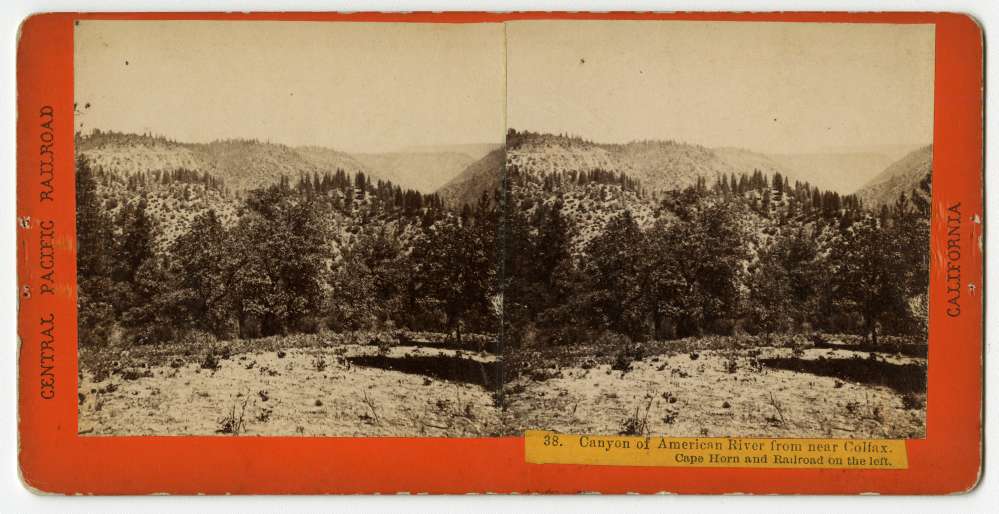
[501,20,934,439]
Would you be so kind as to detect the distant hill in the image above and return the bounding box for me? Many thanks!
[294,145,372,180]
[85,167,240,253]
[197,140,362,192]
[714,147,798,183]
[436,147,506,208]
[507,132,721,194]
[77,130,466,254]
[855,145,933,208]
[354,151,476,193]
[77,132,203,178]
[503,130,885,258]
[78,131,372,192]
[77,131,475,195]
[505,131,894,196]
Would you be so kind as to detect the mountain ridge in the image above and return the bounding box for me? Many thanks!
[436,147,506,208]
[77,130,478,194]
[504,130,907,197]
[855,145,933,208]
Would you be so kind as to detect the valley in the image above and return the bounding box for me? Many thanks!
[76,128,932,438]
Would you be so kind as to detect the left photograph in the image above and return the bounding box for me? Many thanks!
[74,20,507,436]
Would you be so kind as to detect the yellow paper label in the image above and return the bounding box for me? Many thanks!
[525,431,908,469]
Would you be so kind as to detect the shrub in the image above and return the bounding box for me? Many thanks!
[375,337,393,355]
[595,330,631,349]
[611,350,633,373]
[120,368,153,381]
[620,395,654,436]
[216,398,248,435]
[201,351,220,370]
[181,329,217,349]
[901,392,925,410]
[529,367,562,382]
[600,331,643,374]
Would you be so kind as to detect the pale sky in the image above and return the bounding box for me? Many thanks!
[507,21,935,155]
[75,20,506,153]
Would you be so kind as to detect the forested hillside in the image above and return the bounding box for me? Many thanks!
[86,166,240,253]
[78,128,931,439]
[856,145,933,209]
[76,151,497,348]
[77,128,930,353]
[503,129,930,348]
[436,147,506,208]
[505,130,895,198]
[77,130,477,195]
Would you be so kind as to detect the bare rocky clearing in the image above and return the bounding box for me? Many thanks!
[79,342,500,437]
[79,336,925,439]
[502,346,925,439]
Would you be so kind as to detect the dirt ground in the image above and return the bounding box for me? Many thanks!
[79,338,925,439]
[502,346,926,439]
[79,344,501,437]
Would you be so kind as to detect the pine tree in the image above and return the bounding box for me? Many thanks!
[113,199,155,286]
[76,156,116,346]
[828,216,913,344]
[168,209,237,338]
[412,216,494,344]
[582,211,648,339]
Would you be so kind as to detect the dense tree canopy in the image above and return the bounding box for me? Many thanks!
[75,156,495,347]
[503,167,930,346]
[77,153,929,350]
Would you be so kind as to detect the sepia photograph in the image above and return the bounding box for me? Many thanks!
[75,19,932,439]
[499,20,934,439]
[74,20,507,436]
[9,5,990,501]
